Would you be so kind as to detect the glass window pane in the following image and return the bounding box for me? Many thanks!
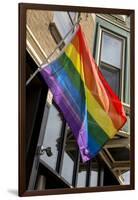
[53,11,75,43]
[69,12,76,21]
[122,115,130,133]
[61,130,77,184]
[121,170,130,184]
[124,65,130,104]
[101,32,123,68]
[90,160,98,187]
[90,170,98,187]
[40,104,63,170]
[77,162,88,187]
[100,65,120,96]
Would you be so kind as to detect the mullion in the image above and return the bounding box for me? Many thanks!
[72,147,80,187]
[56,122,68,174]
[74,151,80,187]
[100,60,121,70]
[97,165,104,186]
[67,12,75,26]
[86,161,91,187]
[74,152,89,188]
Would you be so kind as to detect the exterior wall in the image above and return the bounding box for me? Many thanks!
[26,10,96,65]
[27,10,58,63]
[79,13,96,52]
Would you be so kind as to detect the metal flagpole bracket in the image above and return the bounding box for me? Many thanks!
[26,67,41,86]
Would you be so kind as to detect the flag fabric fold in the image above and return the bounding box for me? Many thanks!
[40,25,127,162]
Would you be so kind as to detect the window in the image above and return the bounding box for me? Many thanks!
[40,103,64,170]
[92,18,130,186]
[49,11,78,49]
[121,170,130,184]
[61,130,78,184]
[53,11,77,43]
[94,15,130,104]
[122,115,130,133]
[89,161,98,187]
[101,32,123,68]
[37,101,120,188]
[99,31,124,96]
[77,162,88,187]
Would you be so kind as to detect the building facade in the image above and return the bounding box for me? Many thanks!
[26,10,130,190]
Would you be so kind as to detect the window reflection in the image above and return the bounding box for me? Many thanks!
[121,170,130,184]
[40,104,63,170]
[101,32,123,68]
[68,12,76,22]
[122,115,130,133]
[61,128,77,184]
[53,11,76,44]
[90,170,98,186]
[77,162,88,187]
[100,65,120,95]
[90,161,98,187]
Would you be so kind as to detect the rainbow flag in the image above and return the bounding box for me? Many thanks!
[40,25,127,162]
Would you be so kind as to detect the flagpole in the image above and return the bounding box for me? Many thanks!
[26,20,80,86]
